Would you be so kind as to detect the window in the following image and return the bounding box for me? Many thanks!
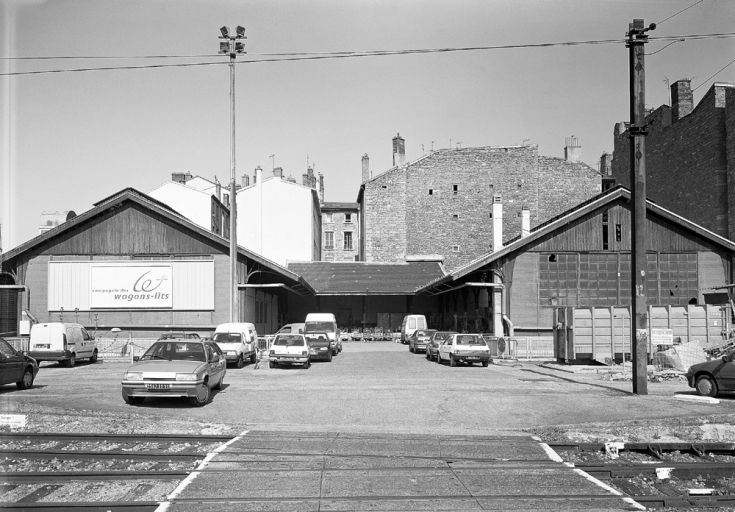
[325,213,333,223]
[344,213,352,223]
[429,189,433,195]
[453,184,458,195]
[325,231,334,249]
[452,214,459,220]
[452,245,460,252]
[343,231,353,251]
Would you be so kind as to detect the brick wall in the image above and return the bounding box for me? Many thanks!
[728,90,735,242]
[612,84,734,239]
[363,146,600,270]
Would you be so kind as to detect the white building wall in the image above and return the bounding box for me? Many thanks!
[148,182,212,231]
[236,178,316,265]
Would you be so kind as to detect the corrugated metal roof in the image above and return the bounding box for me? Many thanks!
[288,261,446,295]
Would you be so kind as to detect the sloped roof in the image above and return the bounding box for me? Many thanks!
[288,261,446,295]
[321,202,359,211]
[419,185,735,293]
[1,188,314,295]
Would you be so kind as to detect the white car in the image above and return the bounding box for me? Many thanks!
[269,334,311,369]
[437,334,491,367]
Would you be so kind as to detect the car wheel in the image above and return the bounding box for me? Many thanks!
[16,368,34,389]
[90,350,98,363]
[190,383,210,406]
[269,360,275,368]
[66,353,76,368]
[214,375,224,390]
[327,352,333,362]
[250,352,257,364]
[236,355,245,368]
[695,375,718,397]
[304,359,311,369]
[450,354,456,367]
[122,390,144,405]
[482,360,489,367]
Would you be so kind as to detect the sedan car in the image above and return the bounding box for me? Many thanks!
[269,334,311,368]
[408,329,437,354]
[437,334,492,367]
[121,339,226,406]
[686,352,735,397]
[305,332,333,362]
[0,337,38,390]
[426,331,456,361]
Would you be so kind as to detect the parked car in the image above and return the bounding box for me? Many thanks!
[426,331,456,361]
[27,322,97,367]
[211,322,258,368]
[408,329,437,354]
[269,334,311,368]
[304,313,340,355]
[121,338,226,406]
[350,328,363,342]
[686,352,735,397]
[305,332,333,362]
[436,333,492,367]
[0,337,39,389]
[400,315,427,344]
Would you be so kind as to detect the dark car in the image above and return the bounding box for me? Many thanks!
[0,337,39,390]
[426,331,456,361]
[686,352,735,397]
[305,332,333,362]
[408,329,437,354]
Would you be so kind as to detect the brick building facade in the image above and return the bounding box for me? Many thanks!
[358,135,601,270]
[611,80,735,241]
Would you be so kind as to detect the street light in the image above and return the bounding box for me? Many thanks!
[219,25,247,322]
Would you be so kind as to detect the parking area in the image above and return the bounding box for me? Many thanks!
[1,341,732,435]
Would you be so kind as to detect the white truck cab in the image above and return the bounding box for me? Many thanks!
[304,313,340,355]
[28,322,98,367]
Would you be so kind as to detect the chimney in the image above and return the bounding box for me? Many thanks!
[318,173,324,203]
[215,177,221,200]
[600,152,613,176]
[254,166,262,184]
[241,173,250,188]
[564,136,581,163]
[671,79,693,121]
[392,133,405,167]
[273,167,283,179]
[492,194,503,250]
[171,172,192,183]
[302,167,316,188]
[361,153,370,182]
[521,206,530,239]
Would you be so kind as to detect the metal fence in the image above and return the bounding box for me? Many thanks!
[483,336,555,361]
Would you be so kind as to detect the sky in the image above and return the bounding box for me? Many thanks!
[1,0,733,250]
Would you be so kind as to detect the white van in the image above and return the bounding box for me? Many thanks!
[28,322,98,367]
[400,314,427,344]
[211,322,259,368]
[304,313,340,355]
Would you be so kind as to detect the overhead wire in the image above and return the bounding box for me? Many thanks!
[1,32,734,77]
[693,56,735,91]
[655,0,704,26]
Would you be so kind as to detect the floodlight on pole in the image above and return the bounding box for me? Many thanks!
[218,25,246,322]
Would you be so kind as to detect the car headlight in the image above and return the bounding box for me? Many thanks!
[175,373,198,381]
[269,350,275,356]
[124,372,143,381]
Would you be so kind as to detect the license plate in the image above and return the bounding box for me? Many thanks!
[146,383,170,390]
[34,344,50,349]
[467,356,479,360]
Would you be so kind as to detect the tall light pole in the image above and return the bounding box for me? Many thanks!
[219,25,246,322]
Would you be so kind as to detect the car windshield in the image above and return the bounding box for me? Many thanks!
[305,321,334,332]
[433,332,454,341]
[305,333,329,344]
[416,330,433,336]
[0,338,17,357]
[274,335,305,347]
[141,341,206,362]
[212,333,242,343]
[456,335,485,345]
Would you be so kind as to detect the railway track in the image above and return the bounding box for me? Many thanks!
[4,433,735,510]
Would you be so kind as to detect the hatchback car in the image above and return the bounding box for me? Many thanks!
[121,339,226,406]
[686,352,735,397]
[0,337,38,390]
[408,329,437,354]
[437,333,492,367]
[305,332,333,362]
[426,331,456,361]
[269,334,311,368]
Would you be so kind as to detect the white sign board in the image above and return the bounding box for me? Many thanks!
[0,414,26,429]
[650,328,674,345]
[90,265,173,309]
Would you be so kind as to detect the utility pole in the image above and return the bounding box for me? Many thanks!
[219,25,246,322]
[626,18,655,395]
